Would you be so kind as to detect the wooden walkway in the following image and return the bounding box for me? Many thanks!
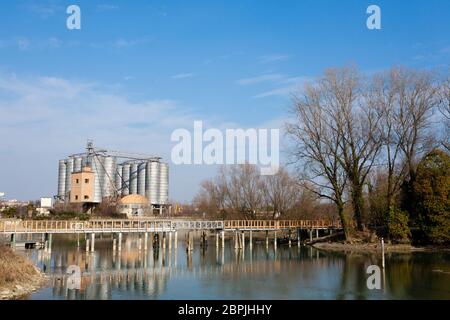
[0,219,341,235]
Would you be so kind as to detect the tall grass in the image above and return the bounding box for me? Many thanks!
[0,245,40,288]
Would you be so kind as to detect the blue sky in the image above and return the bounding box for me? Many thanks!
[0,0,449,202]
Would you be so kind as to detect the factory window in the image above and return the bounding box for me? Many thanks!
[84,195,89,200]
[76,179,79,184]
[85,179,89,184]
[75,195,78,200]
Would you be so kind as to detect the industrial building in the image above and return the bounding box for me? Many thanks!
[56,141,169,215]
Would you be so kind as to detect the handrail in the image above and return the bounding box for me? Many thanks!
[0,219,341,234]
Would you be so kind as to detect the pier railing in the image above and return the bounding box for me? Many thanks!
[0,219,341,234]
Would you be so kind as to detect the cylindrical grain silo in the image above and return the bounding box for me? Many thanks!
[102,156,116,198]
[115,164,123,196]
[65,157,74,200]
[129,163,138,194]
[91,155,104,203]
[158,162,169,205]
[57,160,66,201]
[122,164,130,196]
[137,162,146,196]
[145,161,160,204]
[74,157,83,172]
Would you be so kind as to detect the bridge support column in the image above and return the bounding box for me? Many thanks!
[330,229,333,235]
[113,238,117,252]
[288,229,292,247]
[86,239,90,252]
[249,231,253,250]
[186,231,194,251]
[48,234,53,252]
[10,233,16,248]
[265,231,269,248]
[297,229,301,247]
[169,231,172,251]
[118,233,122,252]
[90,233,95,252]
[309,229,313,242]
[241,231,245,250]
[144,232,148,251]
[216,232,219,249]
[77,233,80,248]
[138,234,142,251]
[174,231,178,249]
[221,230,225,248]
[274,231,277,250]
[316,229,319,239]
[162,232,166,250]
[234,231,238,249]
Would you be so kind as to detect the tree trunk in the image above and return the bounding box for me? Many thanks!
[351,183,365,231]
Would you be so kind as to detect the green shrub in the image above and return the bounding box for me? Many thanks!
[386,206,411,241]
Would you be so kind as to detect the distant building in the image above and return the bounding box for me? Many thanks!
[36,197,53,216]
[118,194,151,218]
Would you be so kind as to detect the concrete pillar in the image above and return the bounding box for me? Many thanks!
[274,231,277,250]
[234,231,238,249]
[265,230,269,248]
[118,233,122,251]
[330,229,333,235]
[297,229,301,247]
[309,229,313,242]
[174,231,178,249]
[216,232,219,249]
[10,233,16,248]
[221,230,225,248]
[249,231,253,249]
[144,232,148,251]
[90,233,95,252]
[138,235,142,251]
[77,234,80,248]
[241,231,245,250]
[86,239,90,252]
[162,232,166,250]
[113,238,117,252]
[169,232,172,251]
[288,229,292,247]
[316,229,319,239]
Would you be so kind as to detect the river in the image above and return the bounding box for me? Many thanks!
[13,233,450,300]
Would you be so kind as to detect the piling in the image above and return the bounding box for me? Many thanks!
[316,229,319,239]
[174,231,178,249]
[288,229,292,247]
[118,233,122,251]
[249,230,253,250]
[274,231,277,250]
[221,230,225,248]
[86,239,90,252]
[169,232,172,251]
[297,228,301,247]
[90,233,95,252]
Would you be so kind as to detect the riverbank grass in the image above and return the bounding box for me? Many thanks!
[0,245,45,299]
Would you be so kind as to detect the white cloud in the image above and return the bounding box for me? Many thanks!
[236,74,284,86]
[253,76,310,98]
[97,4,119,11]
[258,54,290,64]
[171,73,196,80]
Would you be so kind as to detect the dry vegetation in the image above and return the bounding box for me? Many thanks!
[0,245,44,299]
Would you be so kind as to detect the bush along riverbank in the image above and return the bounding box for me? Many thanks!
[0,245,46,300]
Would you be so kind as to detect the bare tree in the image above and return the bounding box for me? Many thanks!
[260,168,299,219]
[287,76,351,239]
[439,75,450,151]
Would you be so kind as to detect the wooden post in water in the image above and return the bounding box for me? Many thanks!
[162,232,166,250]
[221,230,225,248]
[144,232,148,251]
[216,232,219,249]
[241,231,245,250]
[169,231,172,251]
[297,228,301,247]
[249,230,253,250]
[90,233,95,252]
[86,239,90,252]
[234,231,238,249]
[316,229,319,239]
[113,237,117,252]
[288,229,292,247]
[309,229,313,242]
[265,230,269,248]
[118,233,122,252]
[174,231,178,249]
[381,238,385,269]
[274,231,277,250]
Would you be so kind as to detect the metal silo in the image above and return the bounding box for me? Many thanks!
[65,157,74,200]
[145,161,160,204]
[122,164,130,196]
[74,157,83,172]
[130,163,138,194]
[158,162,169,205]
[115,164,123,196]
[102,156,116,198]
[57,160,66,201]
[137,162,146,196]
[91,155,104,203]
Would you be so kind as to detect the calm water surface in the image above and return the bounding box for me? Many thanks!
[14,233,450,300]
